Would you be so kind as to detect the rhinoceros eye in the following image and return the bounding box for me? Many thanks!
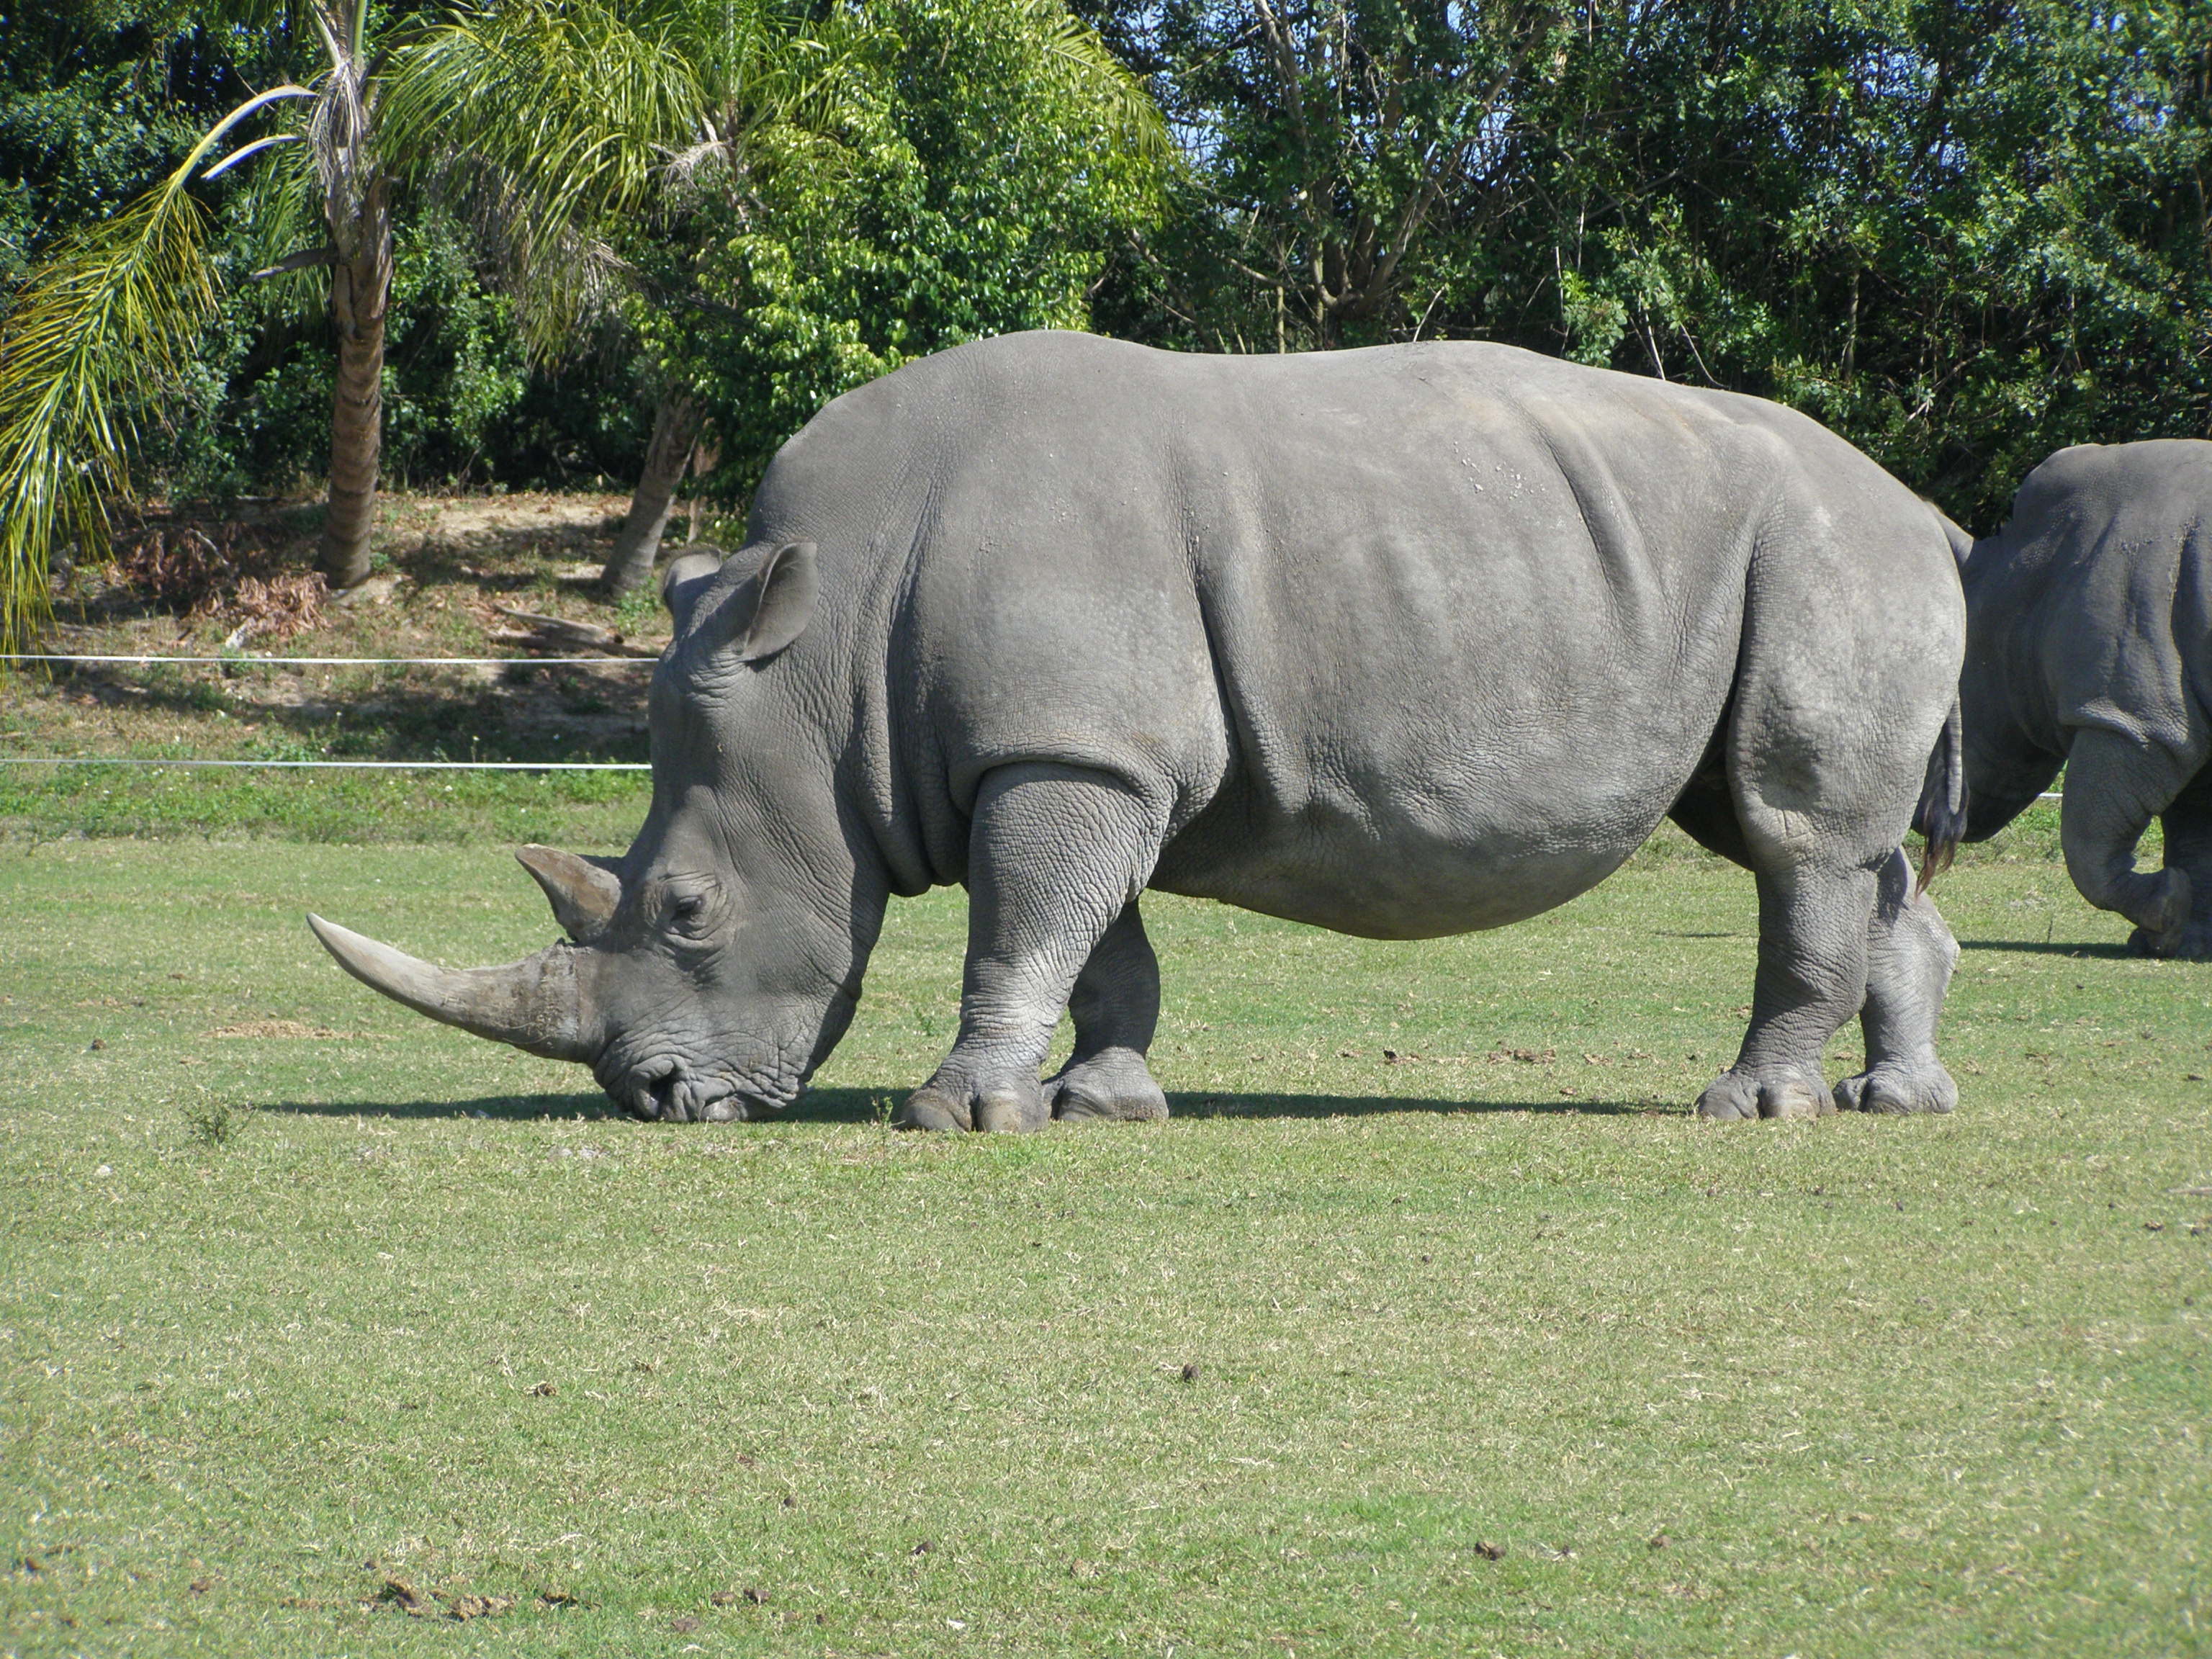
[660,881,719,939]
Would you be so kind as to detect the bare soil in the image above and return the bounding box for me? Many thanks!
[6,490,689,766]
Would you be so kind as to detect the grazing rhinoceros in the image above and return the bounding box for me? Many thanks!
[1940,439,2212,957]
[310,331,1966,1125]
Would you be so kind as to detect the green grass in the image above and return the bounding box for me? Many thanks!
[0,763,649,847]
[3,831,2208,1657]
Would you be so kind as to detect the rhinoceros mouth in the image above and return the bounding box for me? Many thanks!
[604,1058,795,1123]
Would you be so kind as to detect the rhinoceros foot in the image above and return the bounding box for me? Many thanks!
[1695,1066,1833,1123]
[1046,1048,1169,1123]
[1833,1058,1958,1115]
[894,1074,1049,1133]
[2127,920,2212,960]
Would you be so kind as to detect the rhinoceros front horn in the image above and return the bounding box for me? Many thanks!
[305,914,597,1062]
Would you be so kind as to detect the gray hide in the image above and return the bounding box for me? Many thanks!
[1944,439,2212,956]
[310,331,1966,1125]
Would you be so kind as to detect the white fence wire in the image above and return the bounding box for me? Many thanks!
[0,651,2064,795]
[1,652,649,667]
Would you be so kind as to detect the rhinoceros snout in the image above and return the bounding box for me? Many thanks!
[611,1058,752,1123]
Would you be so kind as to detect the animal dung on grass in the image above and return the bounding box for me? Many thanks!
[309,331,1967,1129]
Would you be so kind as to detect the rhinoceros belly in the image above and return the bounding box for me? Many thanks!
[1151,682,1721,940]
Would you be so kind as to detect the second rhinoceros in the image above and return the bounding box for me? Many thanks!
[310,331,1966,1124]
[1943,438,2212,956]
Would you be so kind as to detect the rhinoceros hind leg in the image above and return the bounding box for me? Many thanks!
[1835,848,1959,1113]
[1676,779,1847,1119]
[2062,729,2199,951]
[1046,901,1169,1123]
[2141,768,2212,958]
[1697,855,1887,1123]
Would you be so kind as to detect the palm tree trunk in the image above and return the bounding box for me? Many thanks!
[320,176,392,590]
[599,393,701,598]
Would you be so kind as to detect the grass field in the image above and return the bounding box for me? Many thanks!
[4,817,2209,1658]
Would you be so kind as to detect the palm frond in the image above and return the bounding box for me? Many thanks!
[1015,0,1176,168]
[383,0,848,361]
[385,1,708,250]
[0,86,310,649]
[231,134,330,322]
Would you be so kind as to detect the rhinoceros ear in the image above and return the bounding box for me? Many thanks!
[662,547,726,628]
[696,541,818,665]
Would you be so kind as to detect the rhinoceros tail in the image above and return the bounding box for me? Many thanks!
[1912,695,1966,894]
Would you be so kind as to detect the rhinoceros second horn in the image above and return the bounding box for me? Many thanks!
[514,845,621,943]
[305,913,595,1061]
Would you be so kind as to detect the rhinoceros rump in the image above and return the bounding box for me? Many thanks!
[311,332,1966,1125]
[1940,439,2212,957]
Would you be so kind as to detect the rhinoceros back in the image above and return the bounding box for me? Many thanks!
[1982,440,2212,763]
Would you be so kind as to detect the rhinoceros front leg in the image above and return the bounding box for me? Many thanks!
[1834,848,1960,1114]
[898,764,1165,1133]
[1046,901,1169,1123]
[2059,729,2195,956]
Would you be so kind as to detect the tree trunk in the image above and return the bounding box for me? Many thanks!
[320,176,392,590]
[600,394,701,598]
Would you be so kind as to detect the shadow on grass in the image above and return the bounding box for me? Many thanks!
[1959,939,2138,958]
[264,1092,617,1121]
[261,1087,1665,1123]
[1166,1090,1659,1119]
[42,660,652,765]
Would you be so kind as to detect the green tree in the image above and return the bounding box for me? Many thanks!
[1493,0,2212,521]
[1092,0,2212,526]
[651,0,1174,508]
[1082,0,1565,352]
[393,0,1171,594]
[387,0,850,594]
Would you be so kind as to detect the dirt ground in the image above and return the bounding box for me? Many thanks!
[5,490,703,765]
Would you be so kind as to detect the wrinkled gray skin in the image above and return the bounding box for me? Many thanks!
[1943,439,2212,958]
[310,331,1966,1125]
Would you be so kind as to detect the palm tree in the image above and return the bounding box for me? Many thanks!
[0,1,401,633]
[386,0,829,596]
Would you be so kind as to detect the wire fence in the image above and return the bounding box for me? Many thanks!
[0,757,649,770]
[0,652,651,667]
[0,650,2064,795]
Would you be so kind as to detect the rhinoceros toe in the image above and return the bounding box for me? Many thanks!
[2128,921,2212,960]
[894,1084,974,1132]
[894,1075,1049,1132]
